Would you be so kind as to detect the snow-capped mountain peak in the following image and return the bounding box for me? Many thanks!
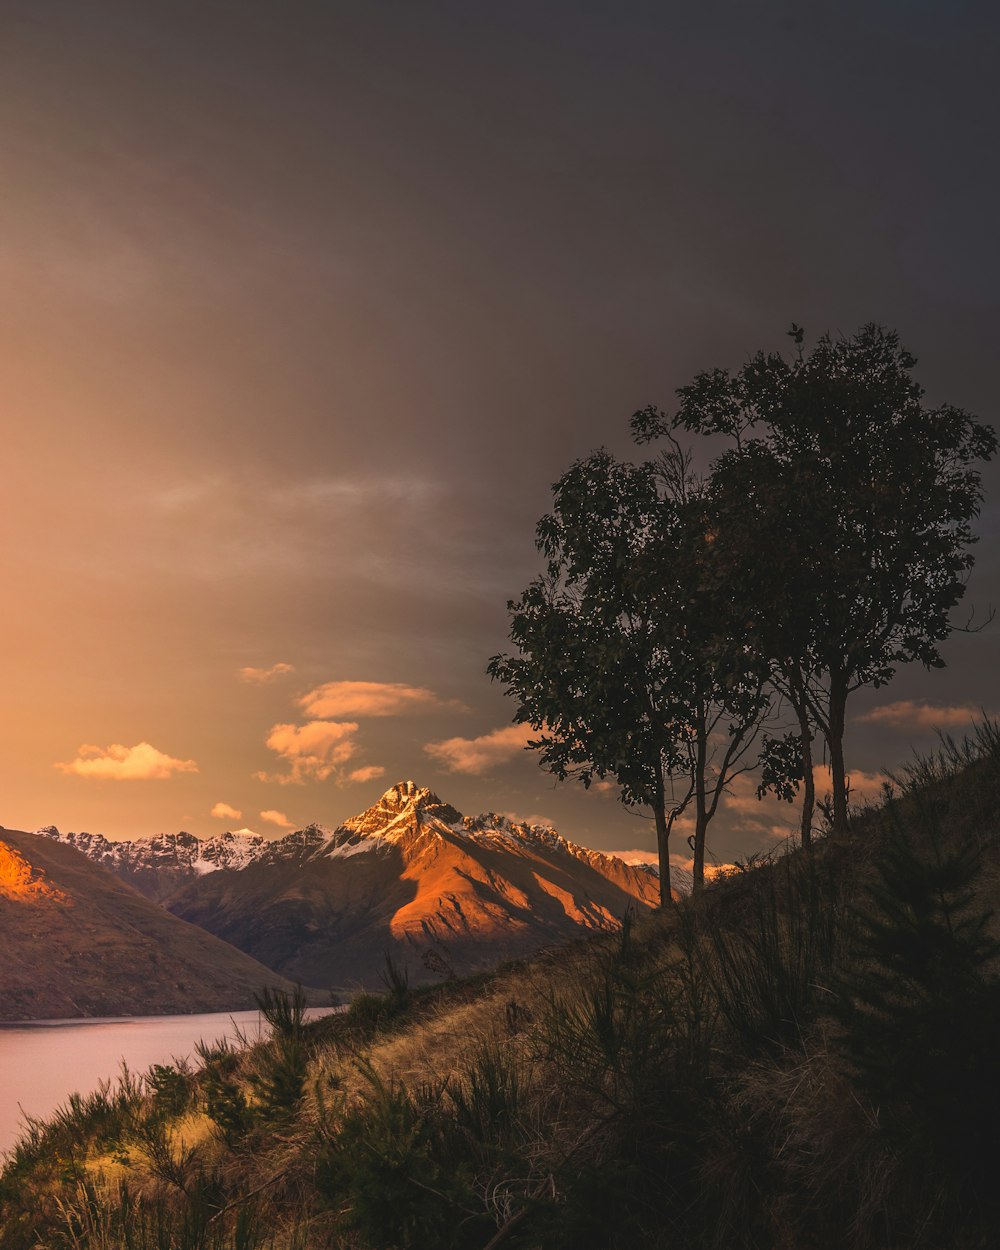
[32,781,659,895]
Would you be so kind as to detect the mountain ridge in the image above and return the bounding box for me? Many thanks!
[36,780,660,897]
[35,782,662,990]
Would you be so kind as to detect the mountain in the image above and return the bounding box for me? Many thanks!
[39,782,662,990]
[33,826,269,902]
[0,826,303,1021]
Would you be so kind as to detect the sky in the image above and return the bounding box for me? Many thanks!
[1,0,999,868]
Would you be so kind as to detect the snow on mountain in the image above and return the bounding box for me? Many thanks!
[34,781,659,902]
[32,783,664,990]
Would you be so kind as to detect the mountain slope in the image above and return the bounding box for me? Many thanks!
[0,827,302,1021]
[161,782,661,989]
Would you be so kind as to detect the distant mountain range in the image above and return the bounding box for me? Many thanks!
[32,825,271,903]
[0,827,300,1021]
[36,781,662,991]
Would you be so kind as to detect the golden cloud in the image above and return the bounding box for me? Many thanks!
[238,662,296,684]
[812,765,886,807]
[260,809,294,830]
[613,849,660,866]
[856,700,981,730]
[424,723,535,775]
[298,680,459,719]
[498,810,554,829]
[55,741,199,781]
[347,765,387,784]
[257,720,359,784]
[669,853,735,881]
[210,801,242,821]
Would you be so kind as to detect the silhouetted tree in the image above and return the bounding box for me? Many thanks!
[489,444,767,897]
[634,324,996,837]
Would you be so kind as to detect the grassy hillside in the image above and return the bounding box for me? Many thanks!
[0,828,308,1020]
[3,727,1000,1249]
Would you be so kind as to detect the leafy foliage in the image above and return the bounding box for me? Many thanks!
[635,323,997,835]
[489,444,768,893]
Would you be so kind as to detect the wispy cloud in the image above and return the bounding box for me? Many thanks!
[210,801,242,820]
[347,764,386,784]
[256,720,359,784]
[298,679,460,719]
[55,741,198,781]
[260,809,294,830]
[613,849,660,866]
[498,810,554,829]
[812,765,886,807]
[669,854,735,882]
[856,700,982,730]
[424,724,535,775]
[238,662,295,684]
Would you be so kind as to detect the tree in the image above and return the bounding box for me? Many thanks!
[488,445,767,898]
[634,324,997,837]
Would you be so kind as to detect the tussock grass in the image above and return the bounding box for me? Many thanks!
[5,725,1000,1248]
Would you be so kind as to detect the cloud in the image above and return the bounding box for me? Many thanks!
[812,765,886,807]
[424,723,536,775]
[669,854,735,882]
[499,810,554,829]
[260,809,294,830]
[256,720,359,784]
[298,680,459,719]
[347,765,387,784]
[603,850,732,889]
[238,662,295,684]
[210,801,242,821]
[856,700,982,730]
[613,849,660,866]
[589,778,619,796]
[55,741,198,781]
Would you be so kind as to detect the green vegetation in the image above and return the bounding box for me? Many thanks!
[487,441,768,901]
[4,725,1000,1249]
[492,324,996,883]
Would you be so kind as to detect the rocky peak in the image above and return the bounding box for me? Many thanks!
[343,781,462,839]
[379,781,441,813]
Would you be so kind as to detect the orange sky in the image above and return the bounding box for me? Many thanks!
[1,2,998,861]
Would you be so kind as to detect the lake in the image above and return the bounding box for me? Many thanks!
[0,1008,337,1159]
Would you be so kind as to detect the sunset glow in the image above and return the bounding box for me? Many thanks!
[0,2,996,871]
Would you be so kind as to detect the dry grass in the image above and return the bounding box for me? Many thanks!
[6,728,1000,1249]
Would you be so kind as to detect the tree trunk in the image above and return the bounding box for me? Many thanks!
[799,726,815,849]
[692,729,708,890]
[828,675,849,837]
[793,695,815,850]
[652,793,672,907]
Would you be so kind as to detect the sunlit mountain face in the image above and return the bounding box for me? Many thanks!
[33,782,662,990]
[0,840,68,905]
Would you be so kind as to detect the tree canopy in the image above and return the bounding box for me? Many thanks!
[634,323,997,836]
[488,444,767,899]
[492,323,994,888]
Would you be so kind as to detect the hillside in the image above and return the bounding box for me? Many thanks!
[5,729,1000,1249]
[41,782,661,990]
[0,827,305,1021]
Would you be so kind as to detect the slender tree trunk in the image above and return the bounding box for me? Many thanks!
[787,672,815,850]
[652,789,672,907]
[827,674,849,836]
[692,729,708,890]
[799,722,815,849]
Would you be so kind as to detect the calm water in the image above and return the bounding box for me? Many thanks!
[0,1009,336,1158]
